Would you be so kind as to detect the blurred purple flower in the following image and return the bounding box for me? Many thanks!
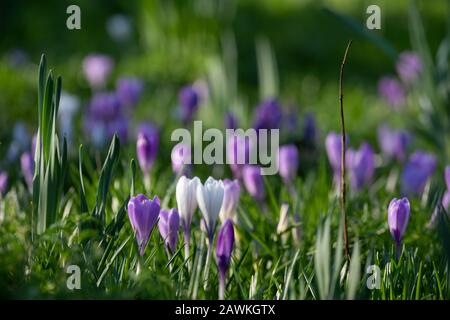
[0,171,8,195]
[227,134,254,179]
[82,54,114,89]
[171,143,192,175]
[401,151,437,197]
[396,51,422,85]
[378,76,405,109]
[253,98,282,130]
[346,143,375,191]
[225,112,238,130]
[158,208,180,253]
[179,85,200,124]
[377,125,411,162]
[128,194,160,256]
[219,179,240,223]
[388,197,410,250]
[445,166,450,191]
[137,123,159,175]
[20,152,34,190]
[116,77,143,108]
[89,92,121,121]
[242,165,265,201]
[325,132,343,174]
[216,219,235,299]
[302,113,317,144]
[278,144,299,183]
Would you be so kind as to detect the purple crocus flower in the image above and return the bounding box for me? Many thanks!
[302,113,317,144]
[216,219,235,299]
[158,208,180,253]
[377,125,411,162]
[116,77,144,108]
[107,115,129,144]
[0,171,8,195]
[378,76,405,109]
[242,165,265,201]
[89,92,122,121]
[401,151,437,197]
[20,152,34,190]
[346,143,375,191]
[225,112,238,130]
[445,166,450,191]
[219,179,241,223]
[179,85,200,124]
[127,194,161,256]
[227,134,254,179]
[325,132,345,184]
[396,51,422,85]
[278,145,299,183]
[171,143,192,175]
[253,98,282,130]
[136,123,159,176]
[82,54,114,89]
[388,197,410,255]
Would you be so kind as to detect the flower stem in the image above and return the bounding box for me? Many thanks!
[203,239,212,290]
[218,272,225,300]
[184,231,191,271]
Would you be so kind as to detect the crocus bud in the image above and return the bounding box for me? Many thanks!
[219,179,240,223]
[278,145,299,183]
[377,125,411,162]
[346,142,375,192]
[136,123,159,176]
[197,177,225,242]
[179,85,200,124]
[216,219,235,299]
[388,197,410,252]
[445,166,450,191]
[0,171,8,195]
[401,151,437,197]
[325,132,342,173]
[396,51,422,85]
[253,98,282,130]
[378,76,405,109]
[242,165,265,201]
[227,134,254,179]
[116,77,144,108]
[158,208,180,253]
[20,152,34,190]
[171,143,191,175]
[127,194,161,256]
[82,54,114,89]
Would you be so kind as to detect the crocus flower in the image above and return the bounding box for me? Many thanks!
[428,169,450,228]
[127,194,161,256]
[325,132,342,173]
[396,51,422,85]
[179,85,200,124]
[242,165,265,201]
[388,197,410,255]
[227,134,254,179]
[82,54,114,89]
[0,171,8,195]
[58,92,80,144]
[158,208,180,253]
[253,98,282,130]
[116,77,144,108]
[136,123,159,176]
[225,112,238,130]
[445,166,450,191]
[278,145,299,183]
[88,92,122,120]
[302,113,317,145]
[196,177,225,242]
[378,76,405,109]
[219,179,240,223]
[176,176,200,258]
[20,152,34,190]
[107,115,129,144]
[377,125,411,162]
[346,143,375,191]
[401,151,437,197]
[216,219,235,300]
[171,143,191,175]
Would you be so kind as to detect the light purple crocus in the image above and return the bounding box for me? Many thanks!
[179,85,200,124]
[136,123,159,176]
[346,143,375,191]
[377,125,411,162]
[158,208,180,253]
[253,98,282,130]
[216,219,235,300]
[0,171,8,195]
[171,143,191,175]
[20,152,34,190]
[82,54,114,89]
[242,165,265,201]
[127,194,161,256]
[396,51,422,85]
[116,77,144,108]
[388,197,410,255]
[219,179,241,223]
[378,76,405,109]
[401,151,437,197]
[278,144,299,183]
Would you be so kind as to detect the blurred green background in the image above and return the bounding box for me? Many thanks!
[0,0,447,150]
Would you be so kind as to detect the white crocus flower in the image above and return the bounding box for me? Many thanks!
[196,177,225,242]
[176,176,200,233]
